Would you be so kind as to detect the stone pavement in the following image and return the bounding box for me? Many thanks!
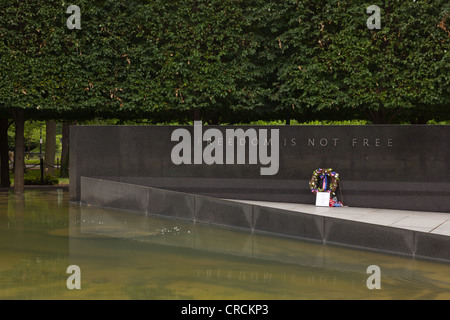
[227,199,450,263]
[230,200,450,237]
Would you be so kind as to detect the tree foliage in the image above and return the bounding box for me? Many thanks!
[274,0,450,123]
[0,0,449,123]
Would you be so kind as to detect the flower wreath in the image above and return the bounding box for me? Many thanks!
[309,168,340,195]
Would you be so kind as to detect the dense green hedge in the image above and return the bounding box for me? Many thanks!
[23,172,59,186]
[1,0,449,124]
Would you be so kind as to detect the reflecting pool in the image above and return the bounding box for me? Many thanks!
[0,189,449,300]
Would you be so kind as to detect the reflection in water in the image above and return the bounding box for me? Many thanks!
[0,189,449,300]
[9,192,25,232]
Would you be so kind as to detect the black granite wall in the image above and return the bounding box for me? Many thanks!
[78,177,450,262]
[69,124,450,213]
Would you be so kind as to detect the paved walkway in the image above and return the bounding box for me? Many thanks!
[231,200,450,237]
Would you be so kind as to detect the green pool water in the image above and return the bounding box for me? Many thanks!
[0,189,449,300]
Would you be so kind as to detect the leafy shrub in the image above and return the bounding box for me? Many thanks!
[24,174,59,185]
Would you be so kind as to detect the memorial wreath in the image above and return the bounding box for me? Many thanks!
[309,167,340,194]
[309,168,343,207]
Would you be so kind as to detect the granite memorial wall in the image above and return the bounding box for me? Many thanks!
[69,124,450,213]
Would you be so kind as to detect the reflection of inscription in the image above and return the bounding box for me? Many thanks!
[307,274,337,287]
[197,268,273,283]
[282,137,393,147]
[196,268,340,289]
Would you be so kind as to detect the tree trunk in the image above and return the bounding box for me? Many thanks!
[193,109,201,122]
[286,105,291,125]
[0,117,11,188]
[44,120,57,176]
[60,121,72,178]
[13,110,25,192]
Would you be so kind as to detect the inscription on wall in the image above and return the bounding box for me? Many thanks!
[70,125,450,212]
[282,137,393,148]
